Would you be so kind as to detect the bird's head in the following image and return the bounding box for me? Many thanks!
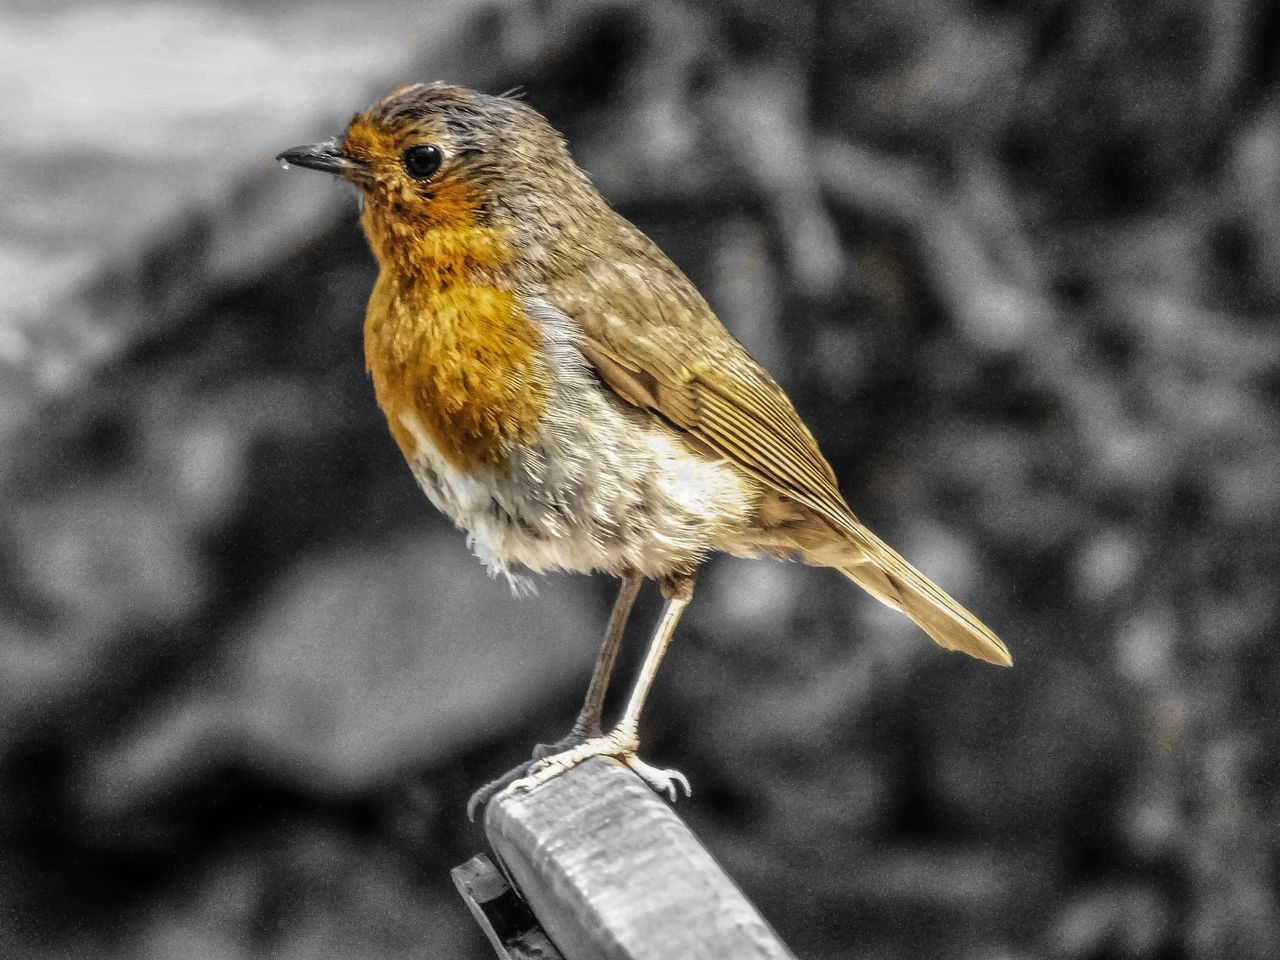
[278,83,597,274]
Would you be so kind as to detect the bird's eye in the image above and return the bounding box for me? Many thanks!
[402,144,443,179]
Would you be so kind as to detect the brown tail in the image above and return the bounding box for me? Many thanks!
[830,525,1011,667]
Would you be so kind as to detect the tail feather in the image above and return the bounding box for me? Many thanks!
[834,527,1011,667]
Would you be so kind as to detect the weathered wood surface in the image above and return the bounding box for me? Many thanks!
[483,757,797,960]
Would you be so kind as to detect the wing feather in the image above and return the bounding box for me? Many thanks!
[553,256,852,527]
[542,230,1009,666]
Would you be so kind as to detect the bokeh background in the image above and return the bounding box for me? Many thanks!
[4,0,1279,957]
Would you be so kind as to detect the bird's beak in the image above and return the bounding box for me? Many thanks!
[275,139,366,179]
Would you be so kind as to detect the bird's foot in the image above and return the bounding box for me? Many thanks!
[506,729,691,802]
[530,723,597,759]
[467,725,599,821]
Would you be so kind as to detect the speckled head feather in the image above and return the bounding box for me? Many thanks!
[341,83,600,248]
[367,82,529,129]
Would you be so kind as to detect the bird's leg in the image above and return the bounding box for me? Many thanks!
[533,569,643,755]
[466,571,643,820]
[507,572,695,802]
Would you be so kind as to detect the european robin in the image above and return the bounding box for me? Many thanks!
[277,83,1009,815]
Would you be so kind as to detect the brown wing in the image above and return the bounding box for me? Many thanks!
[546,251,857,534]
[542,224,1010,668]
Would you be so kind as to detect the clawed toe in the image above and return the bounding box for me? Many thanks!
[469,727,602,819]
[531,728,594,760]
[624,756,692,802]
[466,758,538,821]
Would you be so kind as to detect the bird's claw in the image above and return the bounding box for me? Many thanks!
[466,758,538,822]
[502,732,691,803]
[625,756,692,802]
[466,728,598,820]
[530,726,596,760]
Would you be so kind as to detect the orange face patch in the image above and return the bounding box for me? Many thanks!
[343,113,497,272]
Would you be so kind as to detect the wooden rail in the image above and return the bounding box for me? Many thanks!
[454,756,796,960]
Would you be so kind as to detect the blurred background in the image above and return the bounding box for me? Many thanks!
[3,0,1279,957]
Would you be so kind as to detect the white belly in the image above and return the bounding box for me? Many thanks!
[398,401,758,584]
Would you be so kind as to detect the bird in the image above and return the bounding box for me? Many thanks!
[277,82,1010,817]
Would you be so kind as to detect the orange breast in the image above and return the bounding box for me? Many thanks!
[364,273,547,472]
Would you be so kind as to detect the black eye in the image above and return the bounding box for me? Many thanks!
[402,144,442,179]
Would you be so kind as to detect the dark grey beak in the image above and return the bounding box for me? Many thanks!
[275,139,365,178]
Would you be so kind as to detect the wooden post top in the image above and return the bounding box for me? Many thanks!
[482,756,796,960]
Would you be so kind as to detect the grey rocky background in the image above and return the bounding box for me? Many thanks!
[3,1,1279,958]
